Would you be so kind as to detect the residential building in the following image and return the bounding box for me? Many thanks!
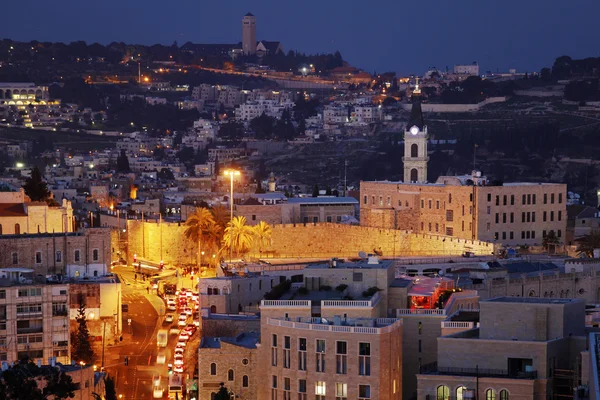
[198,332,259,400]
[323,105,349,125]
[0,82,50,104]
[567,204,600,245]
[242,13,257,55]
[453,62,480,76]
[417,297,588,400]
[0,269,70,365]
[351,105,382,123]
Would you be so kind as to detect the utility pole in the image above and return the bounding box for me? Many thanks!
[344,160,348,197]
[138,62,141,84]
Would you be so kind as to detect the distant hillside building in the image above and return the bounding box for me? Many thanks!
[453,62,479,76]
[256,41,284,57]
[242,13,257,55]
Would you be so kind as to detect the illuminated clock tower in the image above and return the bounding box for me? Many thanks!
[403,78,429,183]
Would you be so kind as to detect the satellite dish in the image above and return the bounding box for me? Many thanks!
[358,251,367,259]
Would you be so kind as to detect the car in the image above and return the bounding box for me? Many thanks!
[193,318,200,327]
[174,355,184,366]
[179,312,187,320]
[174,347,184,355]
[157,351,166,365]
[166,302,177,311]
[194,303,199,310]
[176,340,187,348]
[191,294,199,302]
[184,307,193,316]
[164,314,174,323]
[185,291,193,298]
[178,319,187,327]
[178,332,189,341]
[174,364,184,373]
[184,324,196,334]
[152,375,161,387]
[153,387,164,399]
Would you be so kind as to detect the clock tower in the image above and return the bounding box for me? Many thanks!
[403,79,429,183]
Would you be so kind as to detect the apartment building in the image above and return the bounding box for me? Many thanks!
[323,105,349,124]
[234,99,293,121]
[417,297,587,400]
[360,176,567,247]
[198,332,259,400]
[351,105,381,123]
[0,269,70,365]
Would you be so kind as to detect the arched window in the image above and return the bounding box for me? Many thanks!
[14,224,20,235]
[411,143,419,158]
[210,363,217,375]
[93,270,98,277]
[486,389,496,400]
[213,288,219,295]
[410,169,418,182]
[210,305,217,314]
[238,303,242,312]
[228,369,234,381]
[437,385,450,400]
[242,375,249,387]
[499,390,509,400]
[456,386,467,400]
[528,290,536,297]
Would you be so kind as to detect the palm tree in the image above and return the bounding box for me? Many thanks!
[211,204,230,230]
[183,207,216,266]
[222,216,255,260]
[253,221,273,256]
[576,230,600,257]
[542,230,560,254]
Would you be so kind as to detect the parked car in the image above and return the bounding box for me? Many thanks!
[174,364,184,373]
[174,355,184,366]
[178,332,190,341]
[164,314,174,323]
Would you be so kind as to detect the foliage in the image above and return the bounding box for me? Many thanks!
[263,280,292,300]
[23,166,51,202]
[0,359,77,400]
[222,216,255,257]
[218,121,244,139]
[157,168,174,181]
[293,95,320,121]
[319,285,332,291]
[335,284,348,292]
[362,286,382,298]
[297,287,309,295]
[184,207,216,265]
[116,150,130,173]
[542,230,560,252]
[312,184,319,197]
[253,221,273,254]
[71,303,95,365]
[249,113,275,139]
[576,230,600,257]
[104,374,117,400]
[214,383,231,400]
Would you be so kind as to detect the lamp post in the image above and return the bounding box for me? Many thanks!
[201,251,205,269]
[79,361,85,400]
[223,169,240,263]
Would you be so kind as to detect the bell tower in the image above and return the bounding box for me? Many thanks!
[403,78,429,183]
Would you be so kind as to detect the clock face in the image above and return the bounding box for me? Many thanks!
[410,126,419,135]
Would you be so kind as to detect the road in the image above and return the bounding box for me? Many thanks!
[106,265,200,399]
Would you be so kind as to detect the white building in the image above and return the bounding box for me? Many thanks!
[453,62,479,76]
[235,99,293,121]
[323,105,349,124]
[351,105,381,123]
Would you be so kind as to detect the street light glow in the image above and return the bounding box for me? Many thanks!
[223,169,240,177]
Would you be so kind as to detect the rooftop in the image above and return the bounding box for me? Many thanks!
[287,197,358,205]
[306,257,394,270]
[267,317,401,334]
[200,332,260,349]
[484,296,577,305]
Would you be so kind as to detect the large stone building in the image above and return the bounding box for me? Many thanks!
[0,189,74,235]
[417,297,588,400]
[361,82,567,248]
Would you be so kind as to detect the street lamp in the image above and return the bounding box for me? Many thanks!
[223,169,240,263]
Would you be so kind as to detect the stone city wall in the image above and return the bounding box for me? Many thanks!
[123,221,496,265]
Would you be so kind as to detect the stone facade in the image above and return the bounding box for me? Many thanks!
[361,180,567,247]
[0,228,111,277]
[200,275,285,314]
[198,335,258,400]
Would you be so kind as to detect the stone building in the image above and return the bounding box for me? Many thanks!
[0,189,74,235]
[198,332,259,400]
[416,297,588,400]
[0,269,70,365]
[361,177,567,247]
[0,228,111,278]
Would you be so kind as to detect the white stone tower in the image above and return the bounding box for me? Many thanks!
[268,172,276,192]
[403,79,429,183]
[242,13,257,55]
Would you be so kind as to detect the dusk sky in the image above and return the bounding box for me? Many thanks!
[3,0,599,75]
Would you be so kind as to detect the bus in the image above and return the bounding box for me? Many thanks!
[168,374,183,399]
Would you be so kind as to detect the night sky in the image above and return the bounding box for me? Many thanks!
[2,0,599,75]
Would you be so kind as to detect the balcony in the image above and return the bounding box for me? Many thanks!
[267,317,402,335]
[261,300,311,308]
[52,309,68,317]
[420,362,537,380]
[397,308,446,316]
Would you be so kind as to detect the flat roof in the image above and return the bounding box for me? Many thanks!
[287,197,358,205]
[307,258,394,270]
[200,332,260,349]
[484,297,577,304]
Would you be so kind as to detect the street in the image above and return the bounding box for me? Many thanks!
[106,265,200,399]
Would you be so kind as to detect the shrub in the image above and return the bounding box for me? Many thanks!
[320,285,332,291]
[335,284,348,292]
[263,280,292,300]
[297,287,309,295]
[362,286,382,298]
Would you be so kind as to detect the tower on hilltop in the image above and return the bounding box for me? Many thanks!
[242,13,257,55]
[403,78,429,183]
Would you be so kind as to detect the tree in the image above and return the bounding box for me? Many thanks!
[214,383,230,400]
[218,121,244,139]
[103,374,117,400]
[542,230,560,254]
[23,166,51,202]
[184,207,216,266]
[71,303,95,365]
[312,184,319,197]
[576,230,600,257]
[253,221,272,255]
[42,369,77,399]
[116,150,130,173]
[222,216,255,258]
[0,360,77,400]
[157,168,174,181]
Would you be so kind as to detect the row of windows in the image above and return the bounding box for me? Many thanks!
[437,385,508,400]
[271,378,372,399]
[272,336,371,376]
[364,195,411,209]
[487,192,563,206]
[492,230,562,240]
[8,249,98,265]
[208,363,249,387]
